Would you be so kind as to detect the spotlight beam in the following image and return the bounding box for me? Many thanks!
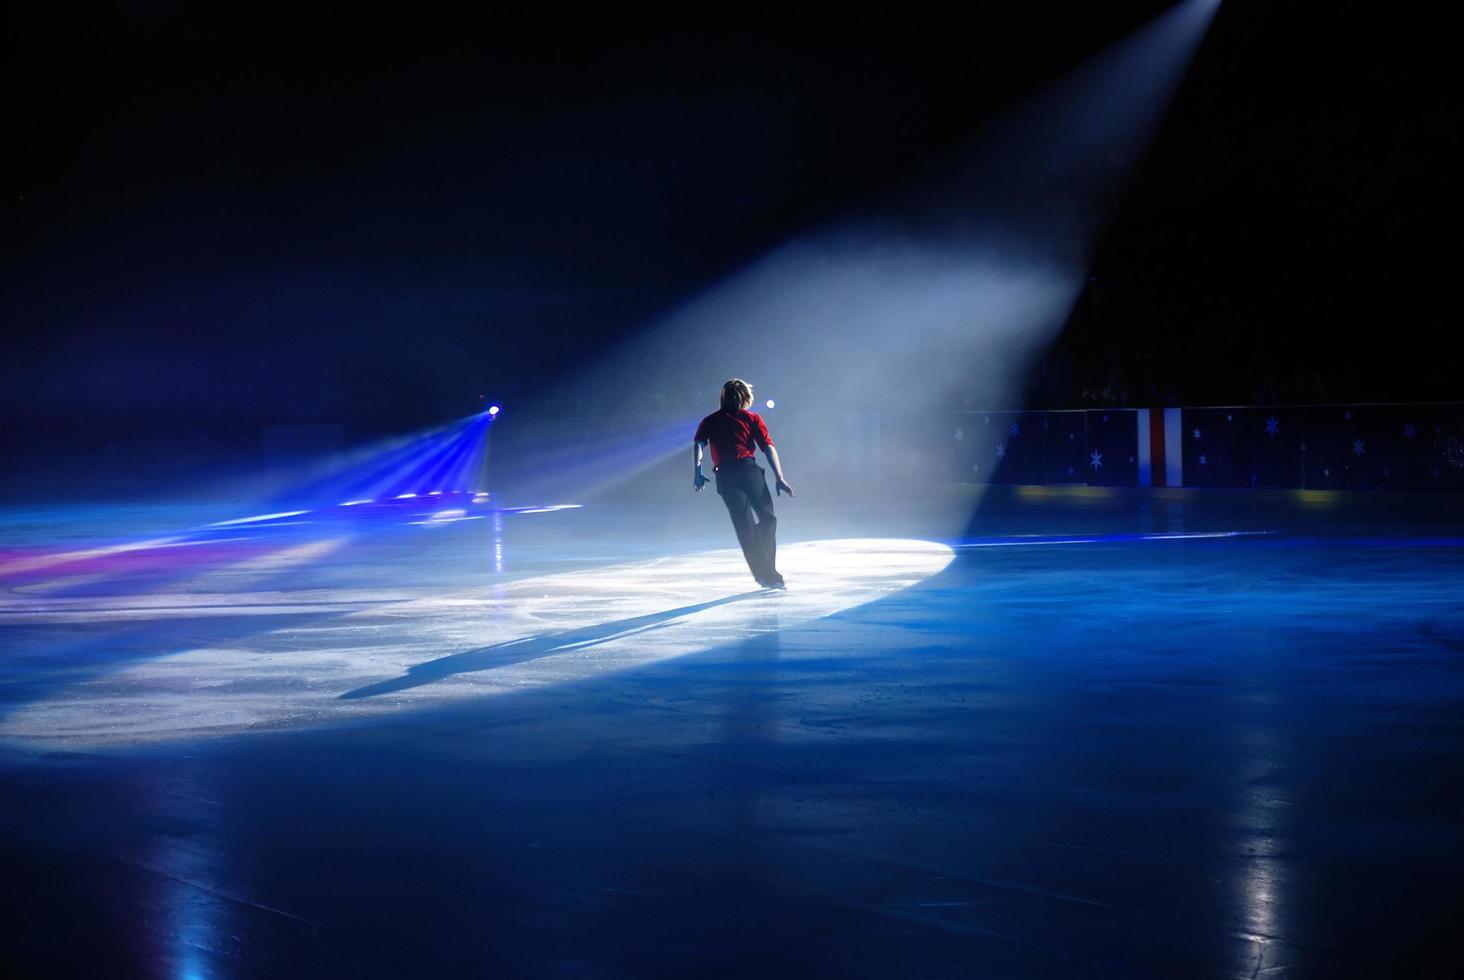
[486,1,1221,512]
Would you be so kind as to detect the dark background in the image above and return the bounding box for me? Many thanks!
[3,2,1459,460]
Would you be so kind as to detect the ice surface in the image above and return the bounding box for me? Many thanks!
[0,538,952,745]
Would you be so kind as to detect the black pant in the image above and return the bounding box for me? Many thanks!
[715,459,778,583]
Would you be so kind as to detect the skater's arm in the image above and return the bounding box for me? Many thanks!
[762,444,794,497]
[752,414,793,497]
[692,440,709,491]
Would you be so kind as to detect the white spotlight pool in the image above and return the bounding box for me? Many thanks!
[0,538,953,747]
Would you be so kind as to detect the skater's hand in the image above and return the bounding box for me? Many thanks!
[694,469,709,492]
[776,479,795,497]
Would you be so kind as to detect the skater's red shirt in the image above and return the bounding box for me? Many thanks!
[694,409,774,470]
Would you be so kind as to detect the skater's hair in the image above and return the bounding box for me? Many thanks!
[720,378,754,411]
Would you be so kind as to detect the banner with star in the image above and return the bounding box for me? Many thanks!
[1304,405,1464,491]
[1044,411,1089,484]
[947,411,1047,484]
[1251,408,1306,488]
[990,412,1046,485]
[1085,410,1139,487]
[1180,408,1251,488]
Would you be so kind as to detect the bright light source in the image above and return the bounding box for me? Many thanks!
[487,405,501,416]
[395,492,418,499]
[765,399,775,409]
[406,509,484,527]
[429,490,443,496]
[340,499,373,507]
[207,510,311,527]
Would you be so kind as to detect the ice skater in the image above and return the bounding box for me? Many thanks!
[693,378,794,589]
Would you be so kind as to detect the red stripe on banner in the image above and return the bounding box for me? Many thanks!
[1150,409,1167,487]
